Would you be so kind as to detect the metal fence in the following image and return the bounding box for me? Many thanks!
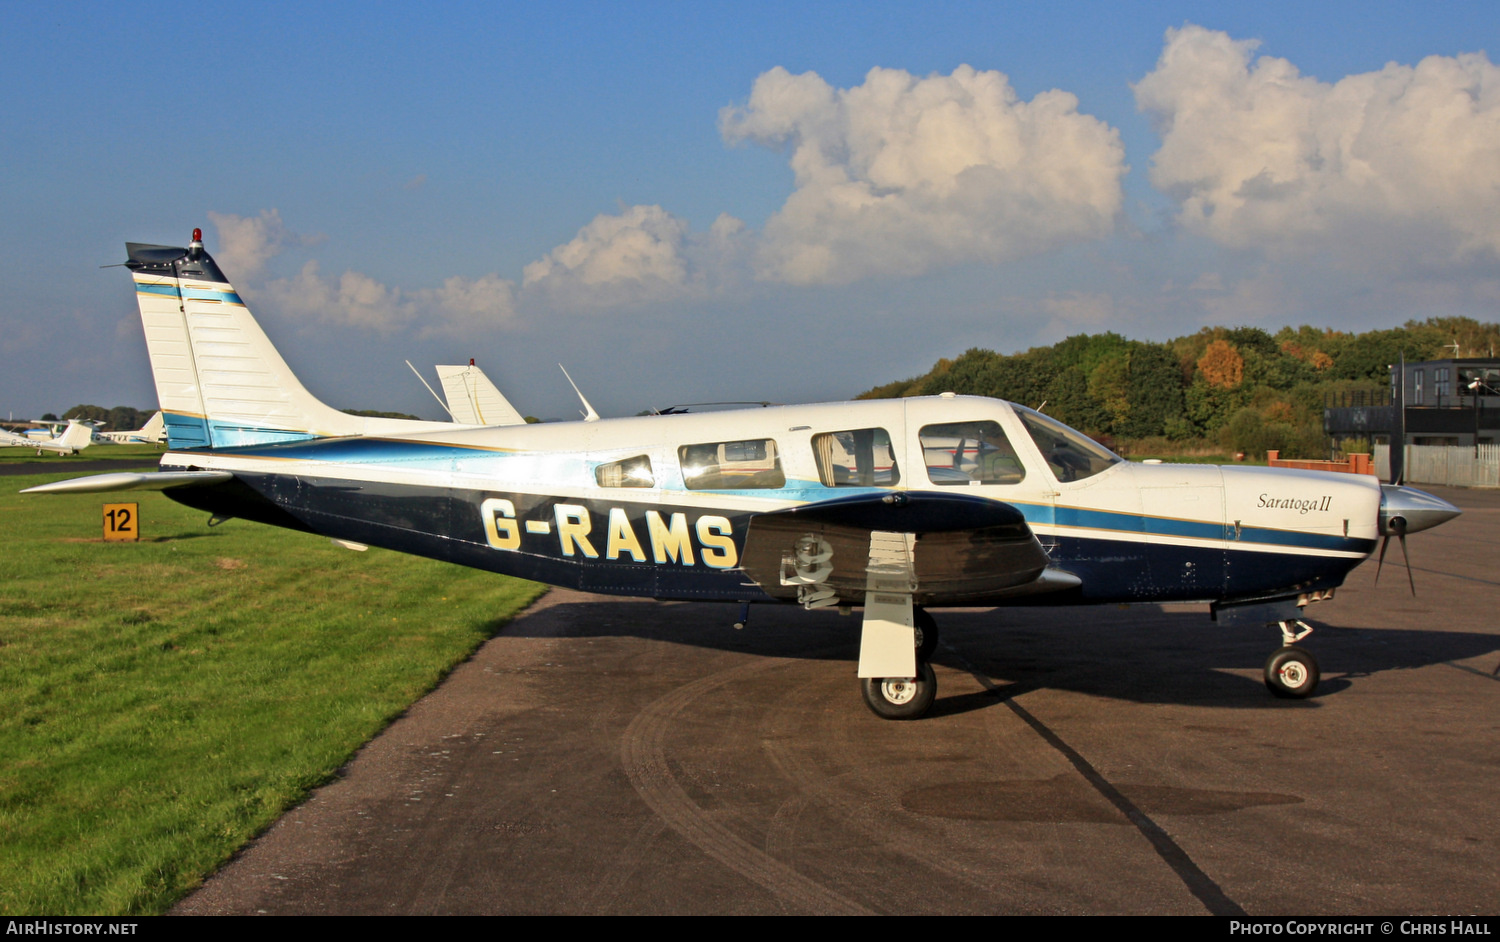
[1374,443,1500,486]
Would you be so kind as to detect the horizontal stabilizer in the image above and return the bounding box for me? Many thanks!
[21,471,234,495]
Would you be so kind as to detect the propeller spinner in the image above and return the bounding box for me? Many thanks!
[1375,484,1462,594]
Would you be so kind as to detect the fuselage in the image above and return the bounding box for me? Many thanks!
[159,394,1383,607]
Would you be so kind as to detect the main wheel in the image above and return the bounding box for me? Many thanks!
[913,607,939,661]
[1264,646,1320,699]
[861,661,937,720]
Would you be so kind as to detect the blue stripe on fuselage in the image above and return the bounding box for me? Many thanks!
[1008,500,1373,555]
[176,435,508,463]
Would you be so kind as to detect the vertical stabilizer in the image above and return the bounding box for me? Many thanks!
[124,231,456,449]
[55,420,94,453]
[138,411,166,443]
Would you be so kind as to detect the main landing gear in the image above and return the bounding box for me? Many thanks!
[1264,620,1320,699]
[862,662,937,719]
[860,607,940,720]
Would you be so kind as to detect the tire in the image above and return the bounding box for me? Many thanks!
[913,607,939,662]
[861,661,937,720]
[1264,646,1320,699]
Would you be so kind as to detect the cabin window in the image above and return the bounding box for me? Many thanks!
[1013,406,1121,483]
[812,428,900,487]
[679,439,785,490]
[919,421,1025,486]
[595,455,655,488]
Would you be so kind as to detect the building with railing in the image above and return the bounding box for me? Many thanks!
[1326,358,1500,447]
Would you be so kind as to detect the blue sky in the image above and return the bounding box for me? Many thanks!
[1,1,1495,421]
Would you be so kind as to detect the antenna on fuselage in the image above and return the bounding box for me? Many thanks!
[406,360,455,421]
[558,364,600,422]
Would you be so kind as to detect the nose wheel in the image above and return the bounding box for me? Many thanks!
[1264,645,1319,698]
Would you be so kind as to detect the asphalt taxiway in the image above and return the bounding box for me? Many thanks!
[174,485,1500,915]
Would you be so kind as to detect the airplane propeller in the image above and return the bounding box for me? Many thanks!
[1374,484,1462,596]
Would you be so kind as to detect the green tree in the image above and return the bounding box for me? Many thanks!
[63,404,109,423]
[1122,342,1186,438]
[1045,366,1110,435]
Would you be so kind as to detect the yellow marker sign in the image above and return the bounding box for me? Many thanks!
[103,502,139,542]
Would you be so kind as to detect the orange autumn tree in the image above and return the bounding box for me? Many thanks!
[1197,339,1244,389]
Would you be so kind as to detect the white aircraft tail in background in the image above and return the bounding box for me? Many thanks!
[97,411,166,444]
[0,419,93,455]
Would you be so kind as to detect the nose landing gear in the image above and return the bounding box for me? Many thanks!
[1264,620,1319,698]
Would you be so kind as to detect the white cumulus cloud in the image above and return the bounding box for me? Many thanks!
[720,65,1127,285]
[521,204,750,306]
[205,209,516,336]
[207,209,302,280]
[1135,25,1500,261]
[264,260,518,337]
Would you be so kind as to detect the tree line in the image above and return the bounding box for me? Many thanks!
[56,405,154,431]
[857,318,1500,459]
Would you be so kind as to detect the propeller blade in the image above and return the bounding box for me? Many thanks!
[1398,531,1415,596]
[1375,517,1415,595]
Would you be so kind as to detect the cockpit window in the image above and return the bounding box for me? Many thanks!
[679,439,785,490]
[1013,406,1121,482]
[595,455,654,488]
[919,421,1025,486]
[812,428,900,487]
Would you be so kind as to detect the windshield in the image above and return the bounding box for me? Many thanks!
[1012,405,1122,483]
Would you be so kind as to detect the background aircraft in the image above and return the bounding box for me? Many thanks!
[95,411,166,444]
[1,419,93,456]
[25,232,1461,718]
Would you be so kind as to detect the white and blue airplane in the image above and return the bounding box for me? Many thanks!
[0,419,94,456]
[96,411,167,445]
[24,230,1461,718]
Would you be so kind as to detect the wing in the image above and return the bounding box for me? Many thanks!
[738,491,1076,607]
[21,471,233,494]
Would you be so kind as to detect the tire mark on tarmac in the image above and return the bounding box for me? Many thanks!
[581,817,670,914]
[756,666,1045,910]
[948,646,1248,918]
[620,658,874,915]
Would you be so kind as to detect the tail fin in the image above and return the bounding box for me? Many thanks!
[138,411,166,443]
[435,362,527,426]
[55,420,93,453]
[126,230,451,450]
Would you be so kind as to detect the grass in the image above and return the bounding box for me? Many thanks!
[0,462,546,915]
[1113,437,1266,465]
